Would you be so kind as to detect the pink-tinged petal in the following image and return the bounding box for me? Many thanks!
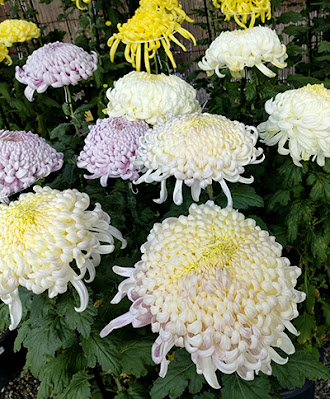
[100,312,135,338]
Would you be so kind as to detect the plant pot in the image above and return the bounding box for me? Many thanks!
[280,379,315,399]
[0,329,27,388]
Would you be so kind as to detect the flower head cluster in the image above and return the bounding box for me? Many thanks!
[213,0,271,28]
[15,41,98,101]
[0,186,126,330]
[134,113,264,206]
[105,71,201,125]
[77,117,149,185]
[101,202,305,388]
[107,0,195,73]
[0,19,40,65]
[0,130,63,203]
[72,0,93,10]
[0,19,40,47]
[198,26,287,79]
[258,84,330,167]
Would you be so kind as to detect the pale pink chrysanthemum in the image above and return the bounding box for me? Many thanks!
[0,130,63,202]
[101,202,305,389]
[77,117,149,186]
[15,41,98,101]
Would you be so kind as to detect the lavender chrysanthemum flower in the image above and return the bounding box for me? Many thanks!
[77,117,149,186]
[0,130,63,202]
[15,41,98,101]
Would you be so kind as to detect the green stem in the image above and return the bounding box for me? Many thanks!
[114,376,123,393]
[64,85,75,118]
[207,185,214,201]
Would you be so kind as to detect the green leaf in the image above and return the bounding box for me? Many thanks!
[193,392,217,399]
[283,25,309,36]
[230,185,264,210]
[293,312,316,343]
[38,346,87,398]
[81,330,121,374]
[245,82,257,101]
[120,340,154,378]
[318,40,330,53]
[311,234,329,262]
[277,11,304,24]
[57,293,97,338]
[287,74,321,88]
[50,123,71,139]
[272,350,329,390]
[0,303,10,332]
[150,349,205,399]
[17,313,76,375]
[57,370,91,399]
[222,374,272,399]
[308,174,330,202]
[115,381,150,399]
[286,200,313,242]
[268,190,291,210]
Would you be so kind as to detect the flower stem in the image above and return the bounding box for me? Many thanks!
[64,86,75,118]
[207,185,214,200]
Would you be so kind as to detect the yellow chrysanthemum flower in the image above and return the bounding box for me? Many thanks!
[139,0,193,24]
[0,19,40,48]
[213,0,271,29]
[107,3,195,73]
[0,0,4,5]
[0,42,11,65]
[101,202,305,388]
[71,0,92,10]
[0,186,126,330]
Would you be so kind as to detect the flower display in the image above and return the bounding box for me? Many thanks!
[258,84,330,167]
[0,19,40,47]
[212,0,271,28]
[134,112,264,206]
[139,0,193,24]
[0,42,10,65]
[15,41,98,101]
[0,186,126,330]
[0,130,63,203]
[105,71,201,125]
[72,0,93,10]
[101,201,305,388]
[107,0,195,73]
[77,117,149,185]
[198,26,287,79]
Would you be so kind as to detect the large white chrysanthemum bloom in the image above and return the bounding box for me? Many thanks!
[198,26,287,79]
[101,202,305,389]
[15,42,98,101]
[0,130,63,203]
[104,71,201,125]
[134,112,264,206]
[77,117,149,185]
[0,186,126,330]
[258,84,330,167]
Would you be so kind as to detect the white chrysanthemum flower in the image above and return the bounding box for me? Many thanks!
[0,186,126,330]
[134,112,264,206]
[258,84,330,167]
[77,117,149,185]
[0,130,63,203]
[198,26,287,79]
[101,202,305,389]
[104,71,201,125]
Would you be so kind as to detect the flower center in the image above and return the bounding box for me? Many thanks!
[197,240,237,271]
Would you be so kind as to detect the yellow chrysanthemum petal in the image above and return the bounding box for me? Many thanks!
[0,19,40,47]
[107,3,195,72]
[213,0,271,28]
[71,0,92,10]
[0,42,12,65]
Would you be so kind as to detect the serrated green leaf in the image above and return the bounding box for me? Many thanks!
[115,381,151,399]
[230,185,264,210]
[57,293,97,338]
[120,340,154,378]
[0,303,10,332]
[277,11,304,24]
[222,374,272,399]
[245,82,256,101]
[268,190,291,209]
[318,40,330,53]
[37,346,87,399]
[50,123,71,139]
[311,234,329,262]
[18,313,76,375]
[82,330,121,374]
[272,350,329,390]
[57,370,91,399]
[283,25,309,36]
[293,312,316,343]
[287,74,321,88]
[308,175,330,202]
[150,349,205,399]
[286,200,313,242]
